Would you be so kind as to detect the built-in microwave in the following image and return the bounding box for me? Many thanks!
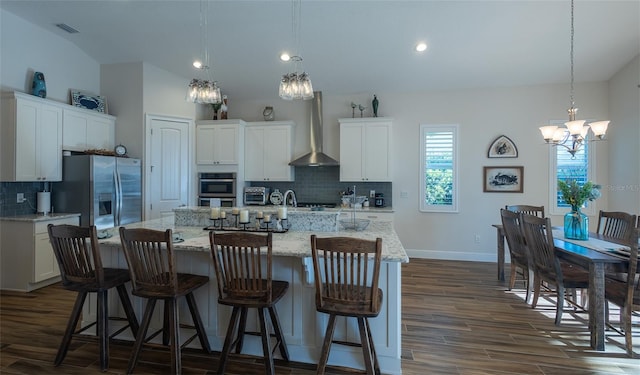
[199,172,236,197]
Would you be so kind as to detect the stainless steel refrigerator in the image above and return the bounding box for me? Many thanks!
[53,155,142,229]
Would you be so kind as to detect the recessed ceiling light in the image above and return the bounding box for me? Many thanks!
[415,42,427,52]
[280,53,291,62]
[193,60,202,69]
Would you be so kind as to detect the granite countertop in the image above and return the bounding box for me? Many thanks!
[0,213,81,222]
[173,206,394,214]
[99,216,408,263]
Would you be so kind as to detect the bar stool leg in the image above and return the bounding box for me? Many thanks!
[357,317,375,375]
[167,298,181,375]
[364,318,380,375]
[316,314,337,375]
[55,291,88,366]
[127,299,156,374]
[116,284,139,336]
[185,292,211,353]
[217,306,241,375]
[258,307,275,375]
[268,306,290,360]
[97,290,109,371]
[234,307,248,353]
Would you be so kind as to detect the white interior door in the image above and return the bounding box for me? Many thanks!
[145,114,191,219]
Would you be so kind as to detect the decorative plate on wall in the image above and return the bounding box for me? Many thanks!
[488,135,518,158]
[71,90,107,113]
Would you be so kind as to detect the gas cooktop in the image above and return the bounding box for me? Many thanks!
[295,202,337,208]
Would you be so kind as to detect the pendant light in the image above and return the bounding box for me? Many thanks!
[186,0,221,104]
[539,0,609,157]
[279,0,314,100]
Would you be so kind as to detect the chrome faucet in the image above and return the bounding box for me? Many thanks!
[283,189,297,208]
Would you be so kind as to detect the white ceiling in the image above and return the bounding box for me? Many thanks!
[2,0,638,101]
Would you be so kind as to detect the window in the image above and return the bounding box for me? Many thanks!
[549,122,596,215]
[420,124,458,212]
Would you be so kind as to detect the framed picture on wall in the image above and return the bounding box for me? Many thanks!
[487,135,518,158]
[483,166,523,193]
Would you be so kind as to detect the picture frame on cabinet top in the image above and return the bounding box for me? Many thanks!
[70,90,107,114]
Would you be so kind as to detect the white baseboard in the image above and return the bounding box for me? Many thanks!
[405,249,502,263]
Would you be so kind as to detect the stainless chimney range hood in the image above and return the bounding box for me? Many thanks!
[289,91,339,167]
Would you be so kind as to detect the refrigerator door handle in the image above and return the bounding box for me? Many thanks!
[114,169,122,226]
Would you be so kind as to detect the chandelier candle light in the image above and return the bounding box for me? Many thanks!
[186,0,222,104]
[539,0,609,157]
[279,0,314,100]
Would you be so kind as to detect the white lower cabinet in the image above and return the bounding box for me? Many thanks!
[0,215,79,291]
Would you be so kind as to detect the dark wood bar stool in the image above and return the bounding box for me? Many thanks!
[209,231,290,375]
[310,235,383,375]
[47,224,139,371]
[119,227,211,374]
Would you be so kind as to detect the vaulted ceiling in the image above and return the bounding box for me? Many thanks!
[2,0,638,100]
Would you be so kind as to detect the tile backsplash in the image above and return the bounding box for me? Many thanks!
[0,182,44,216]
[249,166,392,206]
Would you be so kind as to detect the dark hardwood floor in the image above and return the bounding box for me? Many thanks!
[1,259,638,374]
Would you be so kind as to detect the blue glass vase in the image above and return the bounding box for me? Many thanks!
[564,206,588,240]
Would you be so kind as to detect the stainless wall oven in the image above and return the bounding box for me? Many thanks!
[198,172,237,207]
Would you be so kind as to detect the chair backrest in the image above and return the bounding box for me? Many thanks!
[505,205,545,218]
[596,210,637,240]
[500,209,531,266]
[310,235,382,312]
[47,224,104,286]
[209,231,273,301]
[119,227,177,294]
[519,214,563,284]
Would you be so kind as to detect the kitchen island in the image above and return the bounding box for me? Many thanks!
[94,209,407,374]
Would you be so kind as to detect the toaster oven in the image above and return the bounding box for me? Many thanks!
[244,187,270,205]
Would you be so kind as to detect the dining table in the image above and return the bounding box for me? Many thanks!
[492,223,635,351]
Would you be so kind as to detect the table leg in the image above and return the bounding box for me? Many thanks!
[496,228,505,281]
[588,262,606,351]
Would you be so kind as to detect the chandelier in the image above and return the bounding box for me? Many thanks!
[279,0,314,100]
[539,0,609,157]
[186,0,221,104]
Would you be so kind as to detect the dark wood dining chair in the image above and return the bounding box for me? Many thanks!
[47,224,139,371]
[505,204,545,218]
[605,227,640,357]
[500,209,534,304]
[519,214,589,325]
[596,210,637,240]
[310,235,383,375]
[209,231,290,375]
[119,227,211,374]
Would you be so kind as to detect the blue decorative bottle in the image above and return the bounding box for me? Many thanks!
[564,206,589,240]
[31,72,47,98]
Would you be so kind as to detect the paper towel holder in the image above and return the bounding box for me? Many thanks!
[37,191,51,215]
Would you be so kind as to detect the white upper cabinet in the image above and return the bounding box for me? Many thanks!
[62,107,116,151]
[196,120,244,165]
[244,121,295,182]
[339,118,393,182]
[1,92,63,181]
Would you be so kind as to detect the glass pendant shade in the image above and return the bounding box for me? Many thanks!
[186,78,221,104]
[589,121,609,138]
[539,125,559,141]
[565,119,586,135]
[279,72,314,101]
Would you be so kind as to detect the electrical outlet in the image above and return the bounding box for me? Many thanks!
[370,190,376,198]
[400,191,408,198]
[474,235,481,244]
[16,193,25,203]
